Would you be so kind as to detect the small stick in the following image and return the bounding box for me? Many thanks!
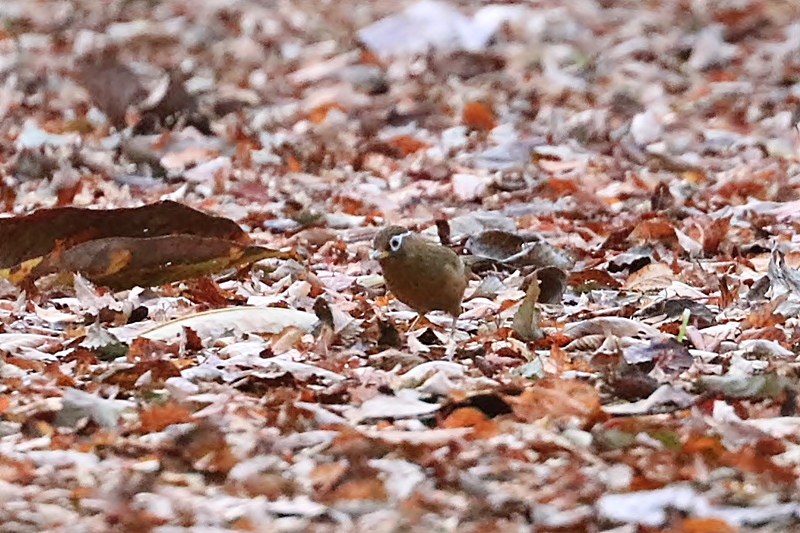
[408,313,423,331]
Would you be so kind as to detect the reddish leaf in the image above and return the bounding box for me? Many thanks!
[103,360,182,390]
[462,101,496,131]
[139,402,194,433]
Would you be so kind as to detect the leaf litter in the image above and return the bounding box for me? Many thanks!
[2,0,800,531]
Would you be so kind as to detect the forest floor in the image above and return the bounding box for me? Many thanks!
[2,0,800,531]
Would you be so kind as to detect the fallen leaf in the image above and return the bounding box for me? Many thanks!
[512,274,543,342]
[140,307,318,342]
[56,388,135,428]
[29,235,290,290]
[139,402,194,432]
[0,201,246,269]
[462,101,496,131]
[346,391,441,423]
[508,378,601,423]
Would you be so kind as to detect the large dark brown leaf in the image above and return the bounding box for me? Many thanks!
[29,235,292,290]
[0,201,246,269]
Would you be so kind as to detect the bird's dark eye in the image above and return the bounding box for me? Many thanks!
[388,234,404,252]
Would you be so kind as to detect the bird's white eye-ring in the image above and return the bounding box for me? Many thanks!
[388,232,409,252]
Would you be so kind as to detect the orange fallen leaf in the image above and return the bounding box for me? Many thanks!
[545,177,580,195]
[0,396,10,415]
[667,517,738,533]
[229,517,257,531]
[462,101,495,131]
[4,356,44,372]
[286,154,302,172]
[385,135,430,156]
[442,407,499,439]
[139,402,194,433]
[629,217,677,243]
[308,102,346,123]
[682,435,725,455]
[104,360,181,390]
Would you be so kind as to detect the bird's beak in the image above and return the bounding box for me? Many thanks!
[369,249,388,260]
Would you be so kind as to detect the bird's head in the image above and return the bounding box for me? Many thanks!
[370,225,412,261]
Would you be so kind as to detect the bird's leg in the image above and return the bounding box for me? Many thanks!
[448,314,457,343]
[445,314,458,360]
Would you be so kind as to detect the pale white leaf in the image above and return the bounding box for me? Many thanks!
[140,307,318,342]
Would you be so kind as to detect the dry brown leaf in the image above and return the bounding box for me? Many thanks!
[139,402,194,433]
[507,378,602,424]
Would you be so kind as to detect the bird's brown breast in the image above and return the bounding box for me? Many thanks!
[378,238,466,316]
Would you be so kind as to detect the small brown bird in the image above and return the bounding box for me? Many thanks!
[370,226,467,338]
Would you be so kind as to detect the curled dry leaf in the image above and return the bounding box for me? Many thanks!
[602,385,695,416]
[622,262,675,292]
[512,273,543,342]
[426,211,516,243]
[0,201,294,290]
[564,317,664,341]
[536,266,567,305]
[76,50,209,134]
[637,298,716,328]
[134,72,211,135]
[465,229,574,269]
[607,246,653,273]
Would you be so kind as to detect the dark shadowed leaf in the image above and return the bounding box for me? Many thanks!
[623,338,694,374]
[607,246,653,273]
[536,266,567,304]
[637,298,716,328]
[134,73,212,135]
